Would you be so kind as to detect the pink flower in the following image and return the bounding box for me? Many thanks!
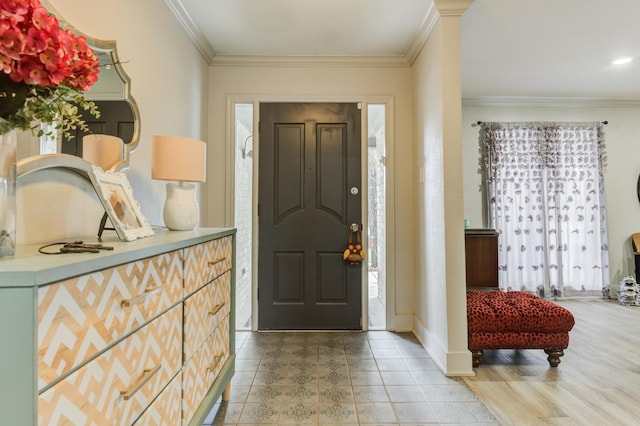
[0,0,31,25]
[1,0,99,90]
[31,5,56,32]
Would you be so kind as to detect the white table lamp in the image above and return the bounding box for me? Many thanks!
[151,135,206,231]
[83,134,124,171]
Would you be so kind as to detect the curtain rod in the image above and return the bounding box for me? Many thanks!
[472,120,608,127]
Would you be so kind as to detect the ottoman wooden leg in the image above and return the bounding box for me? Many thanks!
[471,349,483,368]
[544,349,564,367]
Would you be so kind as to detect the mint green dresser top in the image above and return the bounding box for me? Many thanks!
[0,228,235,288]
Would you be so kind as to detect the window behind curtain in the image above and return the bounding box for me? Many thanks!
[481,122,609,297]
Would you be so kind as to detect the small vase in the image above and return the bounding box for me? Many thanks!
[0,128,17,258]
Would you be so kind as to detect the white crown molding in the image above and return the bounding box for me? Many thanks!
[405,0,475,65]
[463,96,640,108]
[433,0,476,17]
[164,0,473,69]
[164,0,216,64]
[404,2,439,65]
[211,55,411,68]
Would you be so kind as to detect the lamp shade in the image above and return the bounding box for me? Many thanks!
[151,135,206,182]
[83,134,123,171]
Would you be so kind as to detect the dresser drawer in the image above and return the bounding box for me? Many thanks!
[182,316,230,425]
[133,371,182,426]
[183,271,231,360]
[37,250,184,389]
[38,305,183,426]
[184,236,232,295]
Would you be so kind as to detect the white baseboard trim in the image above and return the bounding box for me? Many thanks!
[412,316,475,376]
[392,314,414,332]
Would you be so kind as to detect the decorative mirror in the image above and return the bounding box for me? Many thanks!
[17,1,140,172]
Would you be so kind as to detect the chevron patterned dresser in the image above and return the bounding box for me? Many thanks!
[0,228,236,426]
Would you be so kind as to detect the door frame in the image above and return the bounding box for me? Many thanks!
[225,94,396,331]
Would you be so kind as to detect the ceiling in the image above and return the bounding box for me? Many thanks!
[169,0,640,101]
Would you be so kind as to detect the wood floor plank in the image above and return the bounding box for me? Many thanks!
[463,298,640,425]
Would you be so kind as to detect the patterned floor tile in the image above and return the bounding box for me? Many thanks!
[279,402,318,424]
[320,358,349,371]
[319,346,346,357]
[253,370,288,386]
[238,402,280,424]
[204,331,495,425]
[258,359,289,371]
[286,369,318,386]
[345,347,374,358]
[281,385,319,403]
[246,385,283,402]
[318,402,359,423]
[289,358,318,371]
[291,346,320,358]
[263,347,291,358]
[318,385,355,403]
[319,368,352,385]
[347,358,378,371]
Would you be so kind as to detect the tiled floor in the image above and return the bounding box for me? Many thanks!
[202,331,498,425]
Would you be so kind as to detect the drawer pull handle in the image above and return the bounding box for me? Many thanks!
[207,258,226,267]
[121,365,161,401]
[207,354,224,373]
[208,303,225,316]
[121,286,162,308]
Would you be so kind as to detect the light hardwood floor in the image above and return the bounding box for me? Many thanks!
[462,298,640,425]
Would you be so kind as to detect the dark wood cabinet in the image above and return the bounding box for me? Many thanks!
[464,229,499,289]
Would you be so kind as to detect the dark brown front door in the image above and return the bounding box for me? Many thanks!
[258,102,362,329]
[61,100,134,157]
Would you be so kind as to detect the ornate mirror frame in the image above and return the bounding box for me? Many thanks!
[18,1,141,176]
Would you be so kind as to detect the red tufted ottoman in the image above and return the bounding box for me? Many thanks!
[466,291,575,368]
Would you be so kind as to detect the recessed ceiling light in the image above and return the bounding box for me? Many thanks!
[612,57,633,65]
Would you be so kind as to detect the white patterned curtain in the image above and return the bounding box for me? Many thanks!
[482,122,609,297]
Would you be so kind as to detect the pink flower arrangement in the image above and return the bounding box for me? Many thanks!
[0,0,100,135]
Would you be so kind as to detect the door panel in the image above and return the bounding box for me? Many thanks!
[61,100,134,157]
[258,103,362,330]
[318,124,347,221]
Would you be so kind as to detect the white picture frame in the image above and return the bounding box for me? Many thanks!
[89,165,154,241]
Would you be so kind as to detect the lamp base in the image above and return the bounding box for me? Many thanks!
[163,182,199,231]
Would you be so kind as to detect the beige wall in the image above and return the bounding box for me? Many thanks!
[207,64,416,328]
[462,102,640,293]
[17,0,482,374]
[412,13,472,374]
[17,0,209,243]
